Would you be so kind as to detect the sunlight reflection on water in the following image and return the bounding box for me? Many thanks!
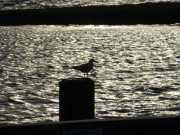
[0,25,179,124]
[0,0,179,10]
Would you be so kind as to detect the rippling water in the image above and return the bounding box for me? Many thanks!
[0,0,179,10]
[0,25,180,124]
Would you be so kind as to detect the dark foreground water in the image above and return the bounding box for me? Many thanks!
[0,25,179,125]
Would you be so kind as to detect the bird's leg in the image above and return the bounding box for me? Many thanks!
[84,73,85,78]
[87,73,88,78]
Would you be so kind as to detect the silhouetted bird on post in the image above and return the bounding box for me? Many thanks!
[72,59,96,78]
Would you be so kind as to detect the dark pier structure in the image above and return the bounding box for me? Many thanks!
[1,115,180,135]
[0,2,180,25]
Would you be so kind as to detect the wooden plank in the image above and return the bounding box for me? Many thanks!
[1,116,180,135]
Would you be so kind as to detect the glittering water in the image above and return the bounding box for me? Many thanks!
[0,25,180,125]
[0,0,179,10]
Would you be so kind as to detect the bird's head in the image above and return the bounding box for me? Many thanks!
[89,59,96,63]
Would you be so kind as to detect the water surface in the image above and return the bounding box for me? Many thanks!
[0,0,179,10]
[0,25,180,124]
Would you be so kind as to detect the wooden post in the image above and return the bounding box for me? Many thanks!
[59,78,94,121]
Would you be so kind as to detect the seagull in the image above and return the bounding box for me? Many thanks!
[72,59,96,78]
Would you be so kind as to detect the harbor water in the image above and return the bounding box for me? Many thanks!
[0,25,179,124]
[1,0,179,11]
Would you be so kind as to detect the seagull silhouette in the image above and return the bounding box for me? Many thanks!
[72,59,96,78]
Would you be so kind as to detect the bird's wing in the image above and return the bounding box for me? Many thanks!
[73,63,91,72]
